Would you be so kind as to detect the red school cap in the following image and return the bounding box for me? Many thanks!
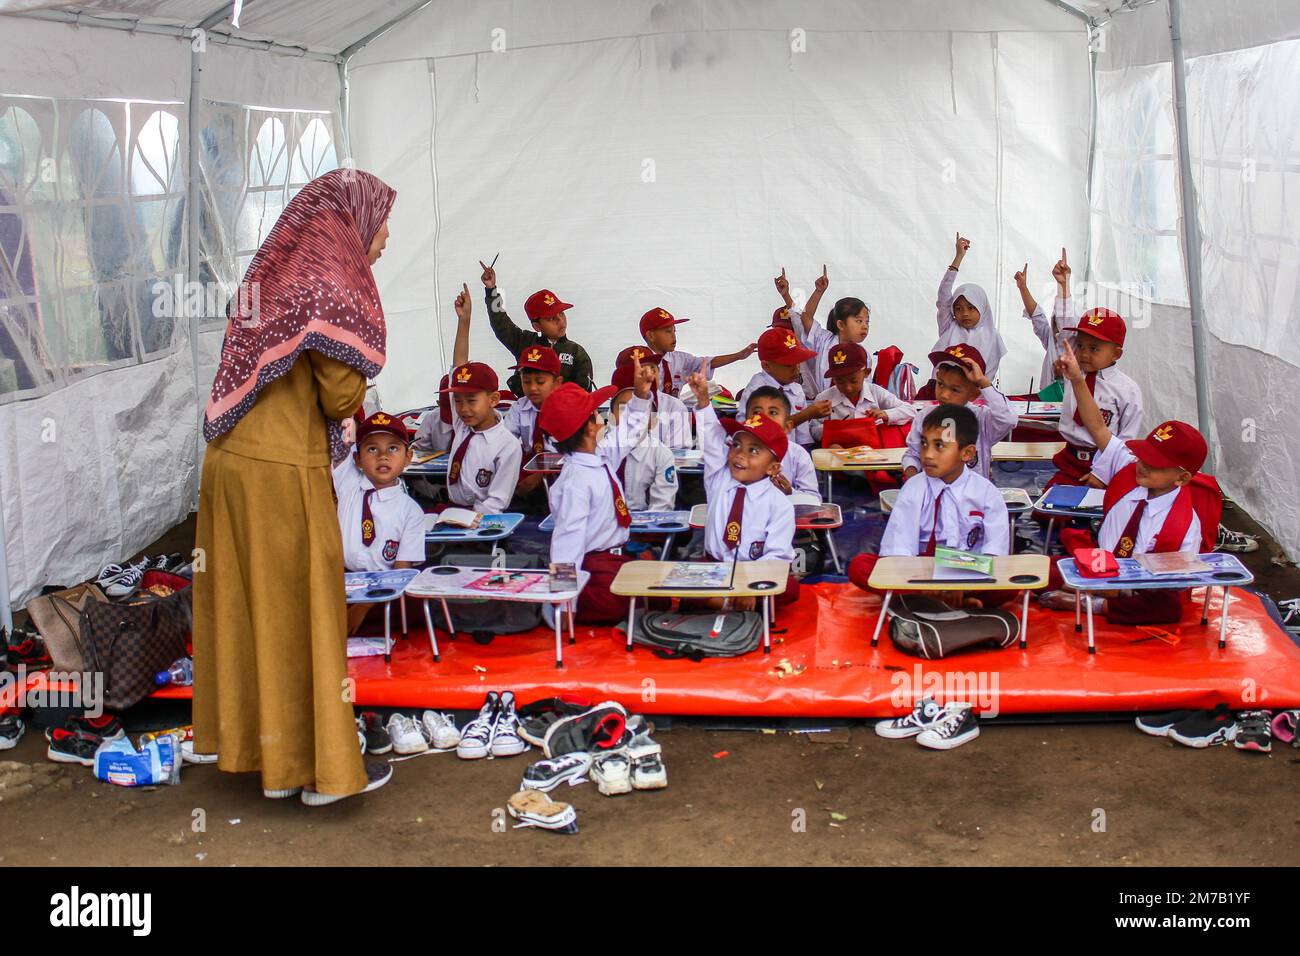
[524,289,573,322]
[539,383,620,444]
[439,362,499,394]
[615,344,662,368]
[825,342,869,378]
[355,410,412,445]
[639,307,688,337]
[927,343,987,375]
[1065,307,1127,347]
[510,344,562,376]
[1125,420,1207,473]
[756,327,816,365]
[721,411,789,462]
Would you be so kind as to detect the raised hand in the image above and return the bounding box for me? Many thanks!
[1052,248,1070,290]
[633,355,656,399]
[813,264,829,294]
[478,260,497,289]
[774,267,791,304]
[1054,336,1084,383]
[953,232,971,266]
[736,342,758,360]
[454,282,472,321]
[685,370,711,409]
[959,356,990,389]
[1014,262,1029,290]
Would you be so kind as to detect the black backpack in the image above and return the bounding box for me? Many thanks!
[888,594,1020,659]
[621,610,763,660]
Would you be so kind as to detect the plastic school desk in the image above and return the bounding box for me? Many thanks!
[687,502,845,573]
[1056,552,1254,655]
[811,447,905,502]
[345,568,420,662]
[423,512,524,559]
[523,449,705,477]
[1031,485,1104,555]
[404,565,590,668]
[405,450,449,477]
[610,559,790,655]
[866,554,1051,649]
[540,510,692,559]
[879,487,1034,550]
[1014,400,1063,432]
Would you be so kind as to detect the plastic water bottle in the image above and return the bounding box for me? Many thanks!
[154,657,193,687]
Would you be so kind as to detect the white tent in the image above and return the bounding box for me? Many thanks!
[0,0,1297,626]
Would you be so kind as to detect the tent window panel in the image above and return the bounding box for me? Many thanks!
[290,117,337,186]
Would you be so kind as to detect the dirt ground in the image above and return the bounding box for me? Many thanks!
[1,502,1297,867]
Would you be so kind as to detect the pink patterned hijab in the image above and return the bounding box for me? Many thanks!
[203,169,396,448]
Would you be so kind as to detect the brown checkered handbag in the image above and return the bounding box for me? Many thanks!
[80,579,192,712]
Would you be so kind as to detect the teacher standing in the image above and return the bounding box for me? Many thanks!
[192,169,396,806]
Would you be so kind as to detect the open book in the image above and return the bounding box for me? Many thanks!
[425,507,481,529]
[829,445,887,463]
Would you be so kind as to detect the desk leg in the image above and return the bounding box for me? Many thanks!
[439,598,456,641]
[567,600,576,645]
[1217,587,1231,649]
[1020,588,1030,650]
[763,596,771,653]
[1199,586,1210,626]
[871,591,893,647]
[1074,589,1082,633]
[1043,517,1056,556]
[421,600,441,663]
[626,598,636,653]
[400,594,408,638]
[1085,591,1096,655]
[661,533,675,560]
[825,472,834,503]
[383,602,392,662]
[823,530,842,575]
[553,602,564,669]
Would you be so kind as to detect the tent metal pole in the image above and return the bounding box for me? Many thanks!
[339,0,436,60]
[0,483,13,635]
[338,59,352,159]
[1167,0,1215,467]
[187,37,204,512]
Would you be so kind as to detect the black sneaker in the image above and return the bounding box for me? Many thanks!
[1233,710,1272,753]
[301,762,393,806]
[915,703,981,750]
[1278,598,1300,634]
[1168,705,1238,748]
[44,713,125,743]
[542,701,629,758]
[357,712,392,754]
[517,696,594,747]
[8,633,51,669]
[521,752,593,792]
[47,728,104,766]
[1134,709,1197,737]
[1215,525,1259,553]
[0,715,25,750]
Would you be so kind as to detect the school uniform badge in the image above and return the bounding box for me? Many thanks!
[749,540,766,559]
[475,468,493,488]
[382,540,398,562]
[664,465,676,483]
[966,524,983,550]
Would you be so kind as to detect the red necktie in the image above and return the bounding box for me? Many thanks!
[617,457,627,487]
[530,420,545,457]
[723,486,746,551]
[660,358,673,394]
[924,488,945,557]
[360,488,376,546]
[605,465,631,528]
[1072,371,1098,426]
[1112,498,1146,558]
[448,430,476,486]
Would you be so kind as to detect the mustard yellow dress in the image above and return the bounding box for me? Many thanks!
[192,351,367,796]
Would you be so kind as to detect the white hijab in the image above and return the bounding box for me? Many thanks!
[934,282,1007,379]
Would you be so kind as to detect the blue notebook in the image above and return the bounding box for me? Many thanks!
[1041,485,1104,511]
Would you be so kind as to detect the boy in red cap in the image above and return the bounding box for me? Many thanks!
[687,372,799,607]
[480,261,593,393]
[1052,291,1143,486]
[1039,340,1220,625]
[736,326,820,446]
[901,344,1017,482]
[614,345,692,448]
[334,410,426,632]
[810,341,913,434]
[742,387,820,499]
[503,344,563,505]
[540,361,657,623]
[638,306,756,396]
[440,283,522,513]
[782,266,877,406]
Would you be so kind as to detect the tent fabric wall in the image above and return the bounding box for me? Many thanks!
[348,0,1091,412]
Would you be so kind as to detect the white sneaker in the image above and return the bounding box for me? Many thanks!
[507,788,578,833]
[590,752,633,796]
[490,691,530,757]
[302,763,393,806]
[457,692,500,759]
[630,753,667,790]
[915,703,981,750]
[521,753,592,792]
[419,711,461,750]
[180,739,218,764]
[385,713,428,755]
[875,697,946,739]
[103,559,149,599]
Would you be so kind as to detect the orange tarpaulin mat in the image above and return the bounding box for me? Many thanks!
[17,583,1298,717]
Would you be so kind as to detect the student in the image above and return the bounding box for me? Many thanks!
[614,345,692,449]
[442,283,523,512]
[687,372,799,607]
[480,260,594,393]
[334,410,426,633]
[1012,251,1074,389]
[786,266,874,391]
[932,233,1007,380]
[609,364,678,511]
[743,386,821,500]
[736,327,819,447]
[772,268,821,399]
[540,362,657,623]
[902,344,1017,482]
[848,404,1010,602]
[1052,296,1143,487]
[638,306,756,395]
[811,341,913,429]
[502,344,562,505]
[413,378,453,454]
[1040,340,1218,625]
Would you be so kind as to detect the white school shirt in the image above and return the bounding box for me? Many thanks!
[413,411,453,453]
[659,350,709,397]
[696,406,796,563]
[1057,366,1144,452]
[1089,437,1201,555]
[502,398,556,459]
[549,396,653,567]
[781,441,821,500]
[933,269,1007,380]
[446,413,522,513]
[650,390,693,450]
[880,469,1010,558]
[901,388,1019,480]
[619,439,679,512]
[737,370,812,446]
[333,459,427,572]
[814,383,913,425]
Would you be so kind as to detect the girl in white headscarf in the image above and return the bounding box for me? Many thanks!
[931,233,1007,380]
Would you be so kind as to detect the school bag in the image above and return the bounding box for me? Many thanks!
[621,610,763,660]
[873,346,919,401]
[887,594,1020,659]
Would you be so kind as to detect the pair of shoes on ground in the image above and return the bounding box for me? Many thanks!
[96,554,184,599]
[5,627,51,669]
[457,691,529,759]
[520,714,667,796]
[1137,705,1295,752]
[380,710,461,755]
[269,763,395,806]
[875,698,980,750]
[507,788,578,834]
[1214,524,1259,554]
[45,713,126,765]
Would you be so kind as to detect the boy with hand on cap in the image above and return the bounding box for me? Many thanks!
[481,260,594,393]
[848,404,1011,606]
[1039,340,1220,625]
[334,410,426,632]
[540,359,658,623]
[901,344,1017,482]
[638,306,756,396]
[743,387,821,500]
[614,345,692,449]
[687,372,799,608]
[502,344,563,505]
[1052,272,1143,486]
[441,283,523,513]
[736,327,820,447]
[608,367,679,511]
